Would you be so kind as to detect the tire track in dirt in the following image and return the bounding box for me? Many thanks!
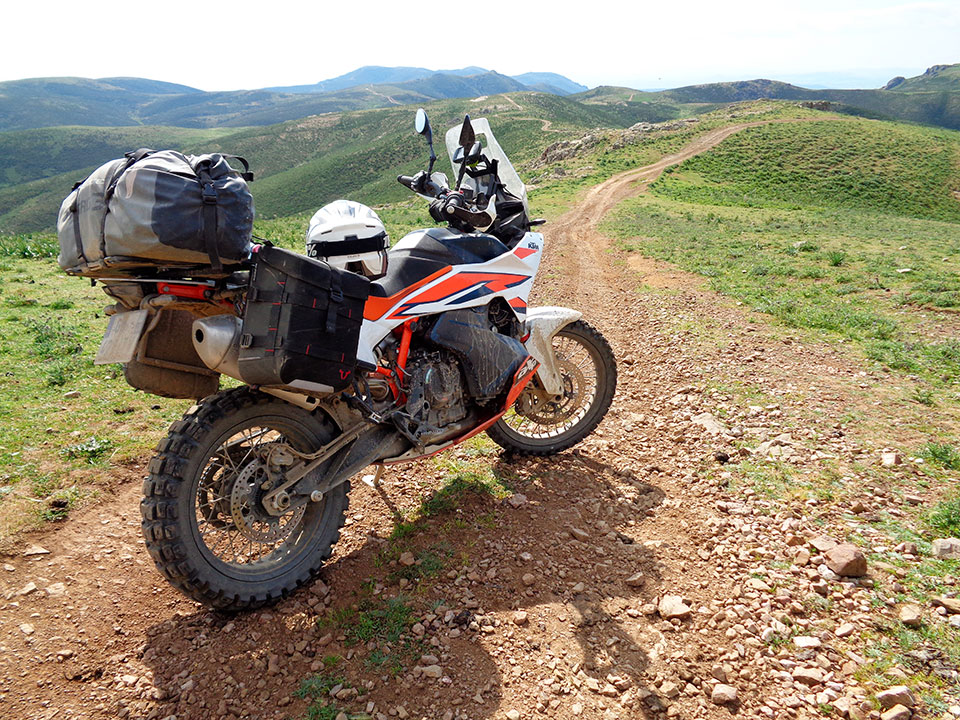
[545,121,802,310]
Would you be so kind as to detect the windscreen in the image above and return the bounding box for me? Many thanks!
[445,117,529,214]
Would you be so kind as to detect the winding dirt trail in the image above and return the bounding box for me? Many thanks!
[0,120,916,720]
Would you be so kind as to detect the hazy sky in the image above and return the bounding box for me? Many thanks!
[2,0,958,90]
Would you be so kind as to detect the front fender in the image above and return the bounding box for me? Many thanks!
[523,307,582,396]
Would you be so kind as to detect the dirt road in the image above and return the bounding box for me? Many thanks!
[0,124,937,720]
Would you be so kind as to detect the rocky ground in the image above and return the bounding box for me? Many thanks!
[1,126,958,720]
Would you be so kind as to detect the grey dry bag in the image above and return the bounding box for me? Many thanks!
[57,149,255,277]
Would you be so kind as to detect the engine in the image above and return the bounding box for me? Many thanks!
[404,350,471,445]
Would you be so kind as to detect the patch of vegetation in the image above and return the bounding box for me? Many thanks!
[295,661,349,720]
[61,436,114,463]
[923,493,960,538]
[321,593,423,678]
[604,195,960,385]
[392,544,452,583]
[0,234,58,258]
[921,443,960,470]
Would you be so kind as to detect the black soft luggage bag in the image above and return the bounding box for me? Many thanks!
[238,245,370,392]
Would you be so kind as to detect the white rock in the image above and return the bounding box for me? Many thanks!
[658,595,691,620]
[507,494,527,508]
[877,685,916,709]
[836,623,856,638]
[881,452,902,467]
[692,412,726,435]
[899,605,922,627]
[711,684,738,705]
[932,538,960,560]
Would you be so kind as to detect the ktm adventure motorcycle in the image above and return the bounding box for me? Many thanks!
[138,111,617,610]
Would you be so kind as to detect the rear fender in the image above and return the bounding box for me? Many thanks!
[523,307,582,396]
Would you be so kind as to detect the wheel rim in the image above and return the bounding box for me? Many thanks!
[501,331,600,440]
[192,421,323,574]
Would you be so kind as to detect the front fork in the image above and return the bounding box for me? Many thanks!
[521,306,582,397]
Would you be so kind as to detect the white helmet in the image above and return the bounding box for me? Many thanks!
[306,200,389,279]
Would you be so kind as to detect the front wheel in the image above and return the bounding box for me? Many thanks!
[141,387,348,611]
[487,319,616,456]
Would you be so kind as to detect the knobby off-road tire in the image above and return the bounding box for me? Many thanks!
[487,319,617,456]
[141,387,348,611]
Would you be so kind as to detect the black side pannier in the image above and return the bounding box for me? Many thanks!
[57,149,254,278]
[238,245,370,392]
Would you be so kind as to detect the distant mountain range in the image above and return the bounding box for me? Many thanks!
[577,64,960,131]
[0,68,588,131]
[0,63,958,134]
[266,66,588,96]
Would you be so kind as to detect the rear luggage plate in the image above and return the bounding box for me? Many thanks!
[94,309,149,365]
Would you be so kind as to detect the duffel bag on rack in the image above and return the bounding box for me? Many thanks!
[238,245,371,393]
[57,149,254,278]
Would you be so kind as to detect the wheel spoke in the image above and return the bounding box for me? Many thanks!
[194,423,309,569]
[501,327,605,440]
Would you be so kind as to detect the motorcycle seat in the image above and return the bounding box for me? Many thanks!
[370,228,509,298]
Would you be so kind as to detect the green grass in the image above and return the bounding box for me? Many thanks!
[0,256,190,536]
[0,125,237,189]
[0,234,58,258]
[604,195,960,385]
[295,661,349,720]
[923,493,960,537]
[921,443,960,470]
[652,120,960,222]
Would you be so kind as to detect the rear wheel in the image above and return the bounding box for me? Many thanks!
[141,387,348,611]
[487,319,616,456]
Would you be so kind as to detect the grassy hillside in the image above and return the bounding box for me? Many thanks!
[888,64,960,92]
[564,66,960,132]
[0,91,690,233]
[605,115,960,391]
[652,119,960,222]
[0,72,572,132]
[0,76,200,129]
[0,126,237,188]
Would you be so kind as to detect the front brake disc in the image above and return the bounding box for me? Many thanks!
[521,357,586,424]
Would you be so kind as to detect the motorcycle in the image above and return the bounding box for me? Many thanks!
[138,110,617,610]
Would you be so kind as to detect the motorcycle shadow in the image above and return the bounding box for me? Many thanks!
[139,449,674,719]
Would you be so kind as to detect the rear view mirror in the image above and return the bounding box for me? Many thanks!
[458,115,475,148]
[415,108,432,144]
[414,108,437,174]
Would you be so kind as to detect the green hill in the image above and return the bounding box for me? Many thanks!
[886,64,960,92]
[605,113,960,394]
[0,72,573,131]
[651,119,960,222]
[569,66,960,131]
[0,126,236,188]
[0,91,664,233]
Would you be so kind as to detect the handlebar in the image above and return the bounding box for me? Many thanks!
[398,171,493,229]
[397,171,448,199]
